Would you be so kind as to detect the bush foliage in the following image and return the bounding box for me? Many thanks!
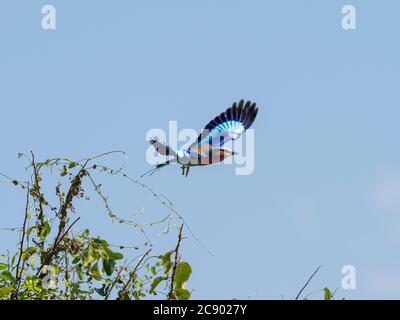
[0,152,192,300]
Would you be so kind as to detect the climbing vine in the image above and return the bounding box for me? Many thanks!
[0,151,192,300]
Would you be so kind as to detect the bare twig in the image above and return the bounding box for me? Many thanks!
[295,265,322,300]
[121,172,213,256]
[85,171,152,245]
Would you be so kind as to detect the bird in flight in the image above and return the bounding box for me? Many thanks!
[142,99,259,178]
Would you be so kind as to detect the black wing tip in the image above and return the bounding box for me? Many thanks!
[202,99,259,133]
[232,99,258,111]
[237,99,257,108]
[232,99,259,129]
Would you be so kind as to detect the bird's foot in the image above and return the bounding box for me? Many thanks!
[185,166,190,177]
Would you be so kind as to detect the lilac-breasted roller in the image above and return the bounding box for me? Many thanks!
[142,99,259,177]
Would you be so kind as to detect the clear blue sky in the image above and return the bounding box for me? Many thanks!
[1,0,400,299]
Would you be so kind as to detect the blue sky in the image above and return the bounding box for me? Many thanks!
[1,0,400,299]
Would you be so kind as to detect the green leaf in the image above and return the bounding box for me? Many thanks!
[52,265,61,274]
[92,237,108,246]
[60,166,68,177]
[151,266,157,275]
[324,287,333,300]
[78,269,85,281]
[102,259,116,276]
[23,247,37,259]
[72,256,80,264]
[0,263,8,270]
[134,277,143,289]
[25,247,37,254]
[68,161,77,169]
[161,251,172,274]
[175,288,190,300]
[40,221,51,240]
[174,262,192,289]
[89,263,103,281]
[150,276,167,294]
[82,229,90,238]
[27,226,36,236]
[21,276,42,293]
[89,247,101,260]
[0,286,13,298]
[82,248,95,266]
[1,270,15,282]
[107,251,123,260]
[94,284,107,297]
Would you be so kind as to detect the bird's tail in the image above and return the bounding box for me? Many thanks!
[149,137,177,157]
[139,159,176,179]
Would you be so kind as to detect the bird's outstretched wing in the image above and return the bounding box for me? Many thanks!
[189,100,259,151]
[149,137,177,157]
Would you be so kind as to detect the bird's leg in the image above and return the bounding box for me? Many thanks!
[185,166,190,177]
[181,165,185,175]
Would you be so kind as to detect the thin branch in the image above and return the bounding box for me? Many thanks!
[85,171,152,245]
[49,160,89,265]
[11,183,30,300]
[168,224,184,300]
[64,252,70,297]
[121,172,213,256]
[35,217,80,277]
[295,265,322,300]
[119,249,151,298]
[104,262,127,300]
[30,151,45,240]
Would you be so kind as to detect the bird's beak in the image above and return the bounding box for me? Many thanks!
[231,151,239,156]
